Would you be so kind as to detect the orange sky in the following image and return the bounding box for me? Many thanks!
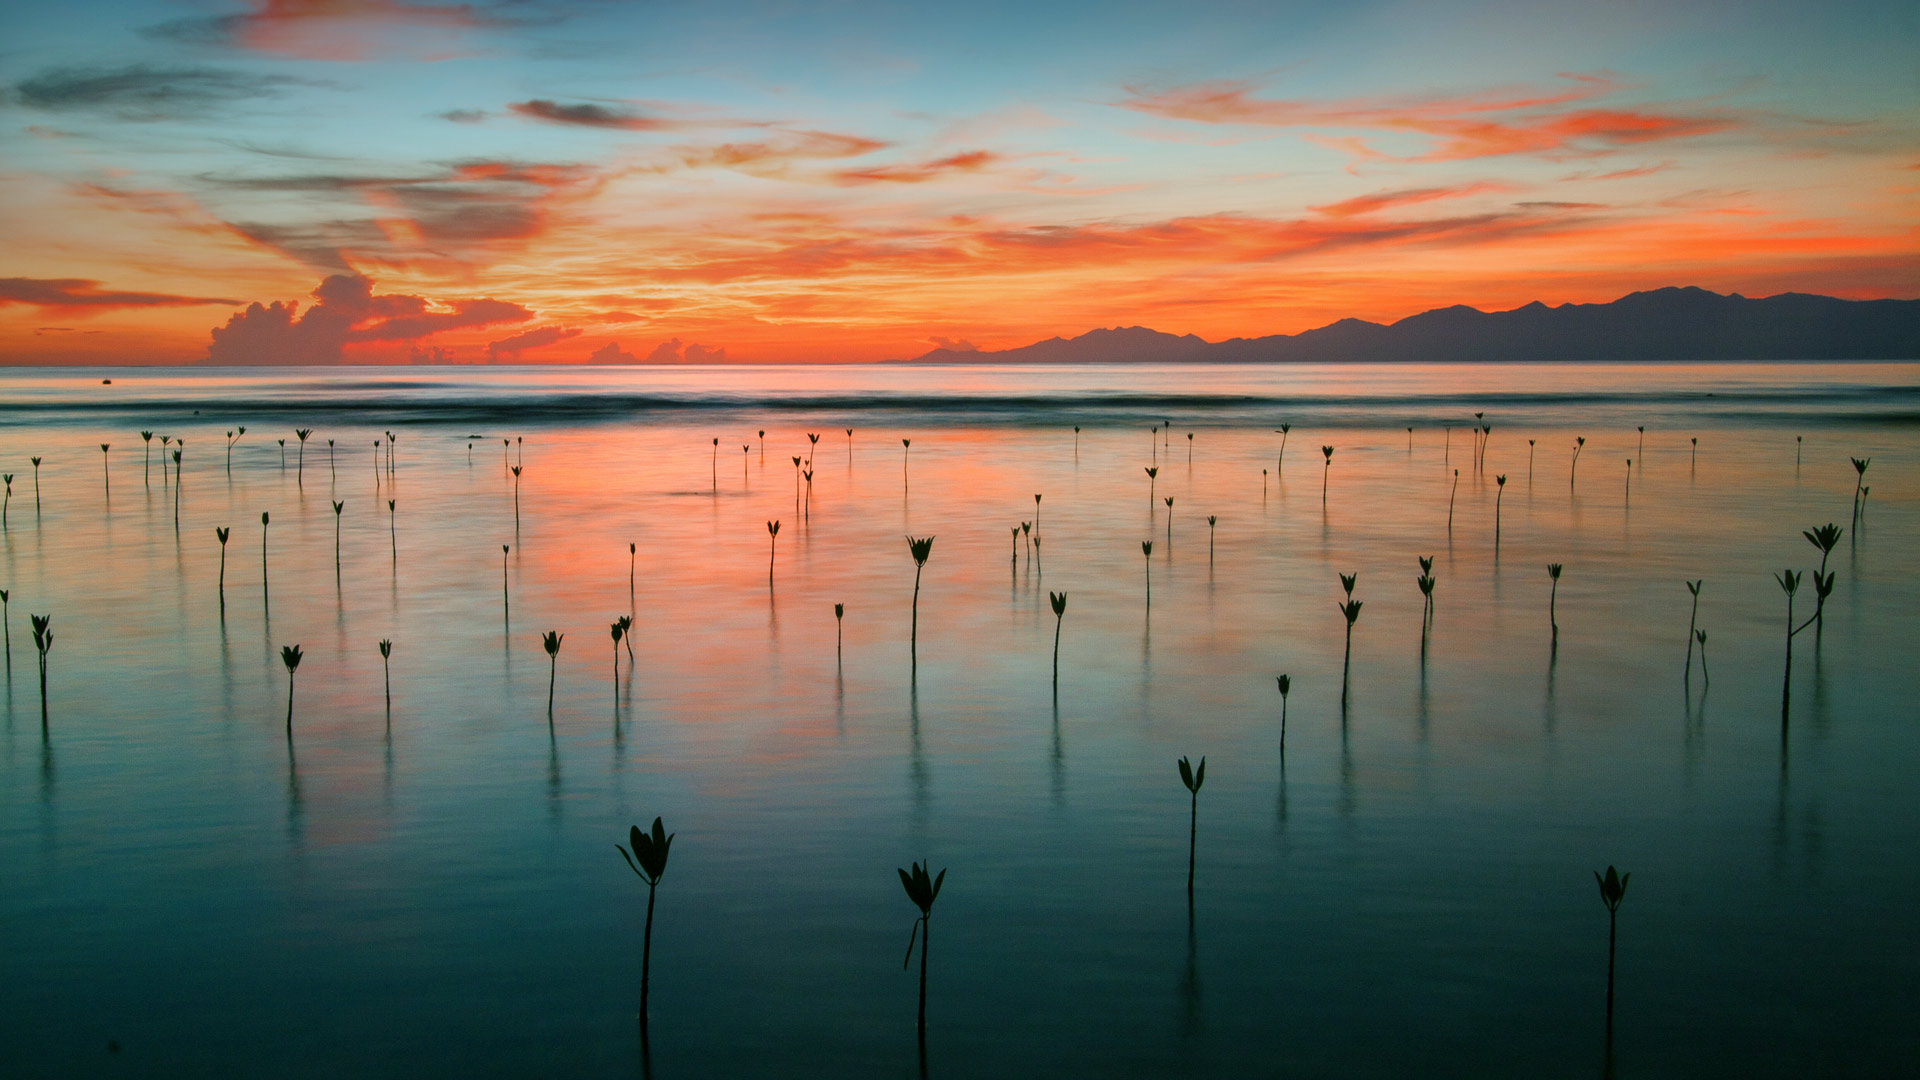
[1,1,1915,364]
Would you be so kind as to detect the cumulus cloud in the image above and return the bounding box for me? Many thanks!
[589,341,639,364]
[206,273,531,364]
[645,337,727,363]
[925,336,979,352]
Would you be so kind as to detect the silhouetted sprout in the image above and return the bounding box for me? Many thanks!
[617,817,675,1036]
[332,500,344,575]
[1021,521,1031,559]
[1684,580,1702,680]
[294,429,313,484]
[617,614,634,664]
[1570,436,1585,491]
[1186,430,1193,464]
[1694,631,1709,685]
[610,620,624,694]
[1850,457,1870,521]
[30,457,40,514]
[260,511,271,611]
[1033,492,1042,534]
[1010,525,1020,563]
[1049,591,1066,689]
[1338,594,1362,702]
[1145,465,1158,506]
[1547,563,1562,645]
[1207,514,1216,560]
[543,630,564,723]
[766,519,781,584]
[1073,425,1081,456]
[225,427,245,474]
[100,443,110,498]
[2,473,10,530]
[1276,674,1291,757]
[1417,557,1436,629]
[1595,865,1630,1039]
[1178,755,1206,902]
[387,499,396,562]
[1164,496,1174,543]
[216,527,230,613]
[1494,474,1507,546]
[31,613,53,729]
[1624,458,1631,505]
[834,602,845,655]
[1320,445,1333,504]
[1794,522,1845,639]
[327,437,334,477]
[1141,539,1153,605]
[710,436,719,484]
[846,428,854,464]
[902,438,912,487]
[171,449,182,528]
[1527,438,1535,482]
[280,643,303,737]
[1776,568,1802,721]
[1276,424,1290,474]
[502,544,511,623]
[907,535,934,661]
[141,431,154,483]
[1339,571,1356,598]
[1689,435,1697,467]
[1795,434,1801,467]
[379,638,393,719]
[278,438,286,469]
[629,542,636,603]
[0,588,9,676]
[898,859,946,1039]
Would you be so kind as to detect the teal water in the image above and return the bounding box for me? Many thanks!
[1,363,1916,1077]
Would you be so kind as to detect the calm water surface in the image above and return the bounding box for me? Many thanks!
[2,363,1917,1077]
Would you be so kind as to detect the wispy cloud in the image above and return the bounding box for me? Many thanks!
[10,65,320,121]
[508,99,680,131]
[1311,182,1513,218]
[144,0,520,62]
[0,277,241,310]
[487,323,579,358]
[1119,74,1733,162]
[833,150,1001,185]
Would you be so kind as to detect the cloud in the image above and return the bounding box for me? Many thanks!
[1119,74,1732,162]
[589,341,639,363]
[206,273,531,364]
[0,277,241,310]
[439,108,487,123]
[509,99,677,131]
[144,0,512,61]
[833,150,1001,185]
[641,337,728,363]
[669,130,889,176]
[925,336,978,352]
[9,65,315,121]
[1311,182,1512,218]
[487,324,580,359]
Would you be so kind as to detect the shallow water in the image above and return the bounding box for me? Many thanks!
[2,363,1917,1078]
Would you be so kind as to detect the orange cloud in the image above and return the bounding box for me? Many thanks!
[149,0,497,61]
[207,273,530,363]
[833,150,1002,185]
[1120,75,1733,161]
[508,100,679,132]
[0,277,241,311]
[1311,182,1513,218]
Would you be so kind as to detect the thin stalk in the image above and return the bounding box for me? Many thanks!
[641,881,657,1036]
[1605,908,1617,1039]
[1187,787,1198,903]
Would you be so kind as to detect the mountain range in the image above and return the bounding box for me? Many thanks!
[903,287,1920,364]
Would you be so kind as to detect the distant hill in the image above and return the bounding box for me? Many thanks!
[904,288,1920,363]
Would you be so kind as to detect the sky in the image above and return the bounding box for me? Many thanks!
[0,0,1914,364]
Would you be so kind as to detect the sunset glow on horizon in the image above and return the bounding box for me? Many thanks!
[2,0,1915,365]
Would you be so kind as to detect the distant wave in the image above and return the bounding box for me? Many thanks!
[4,385,1918,428]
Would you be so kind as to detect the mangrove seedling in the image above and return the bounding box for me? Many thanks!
[1850,457,1870,522]
[260,512,270,612]
[835,603,845,656]
[1186,431,1193,464]
[216,527,230,613]
[32,613,53,729]
[1570,437,1585,492]
[379,638,393,719]
[1141,540,1153,605]
[609,620,624,695]
[766,520,781,584]
[1547,563,1562,645]
[543,630,563,723]
[617,614,634,664]
[1339,571,1357,599]
[31,457,40,514]
[1,588,9,676]
[225,427,245,474]
[1690,436,1697,467]
[1695,631,1709,685]
[141,431,153,483]
[100,443,110,498]
[3,473,10,530]
[1145,466,1158,506]
[278,439,286,469]
[847,428,854,465]
[1494,474,1506,547]
[907,536,935,660]
[1624,459,1631,505]
[1276,674,1291,758]
[1178,755,1206,902]
[618,818,676,1036]
[1595,865,1630,1039]
[1276,424,1290,474]
[1049,591,1066,689]
[1338,596,1362,702]
[1010,525,1020,564]
[902,438,912,488]
[1164,496,1174,543]
[1033,493,1041,535]
[327,437,333,478]
[1447,469,1459,532]
[387,500,396,562]
[1321,445,1333,504]
[1207,515,1216,561]
[898,860,946,1039]
[294,429,312,484]
[280,643,302,737]
[502,545,511,622]
[510,466,522,530]
[1636,425,1644,461]
[1684,580,1702,680]
[1527,439,1535,483]
[332,501,345,576]
[1803,523,1843,634]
